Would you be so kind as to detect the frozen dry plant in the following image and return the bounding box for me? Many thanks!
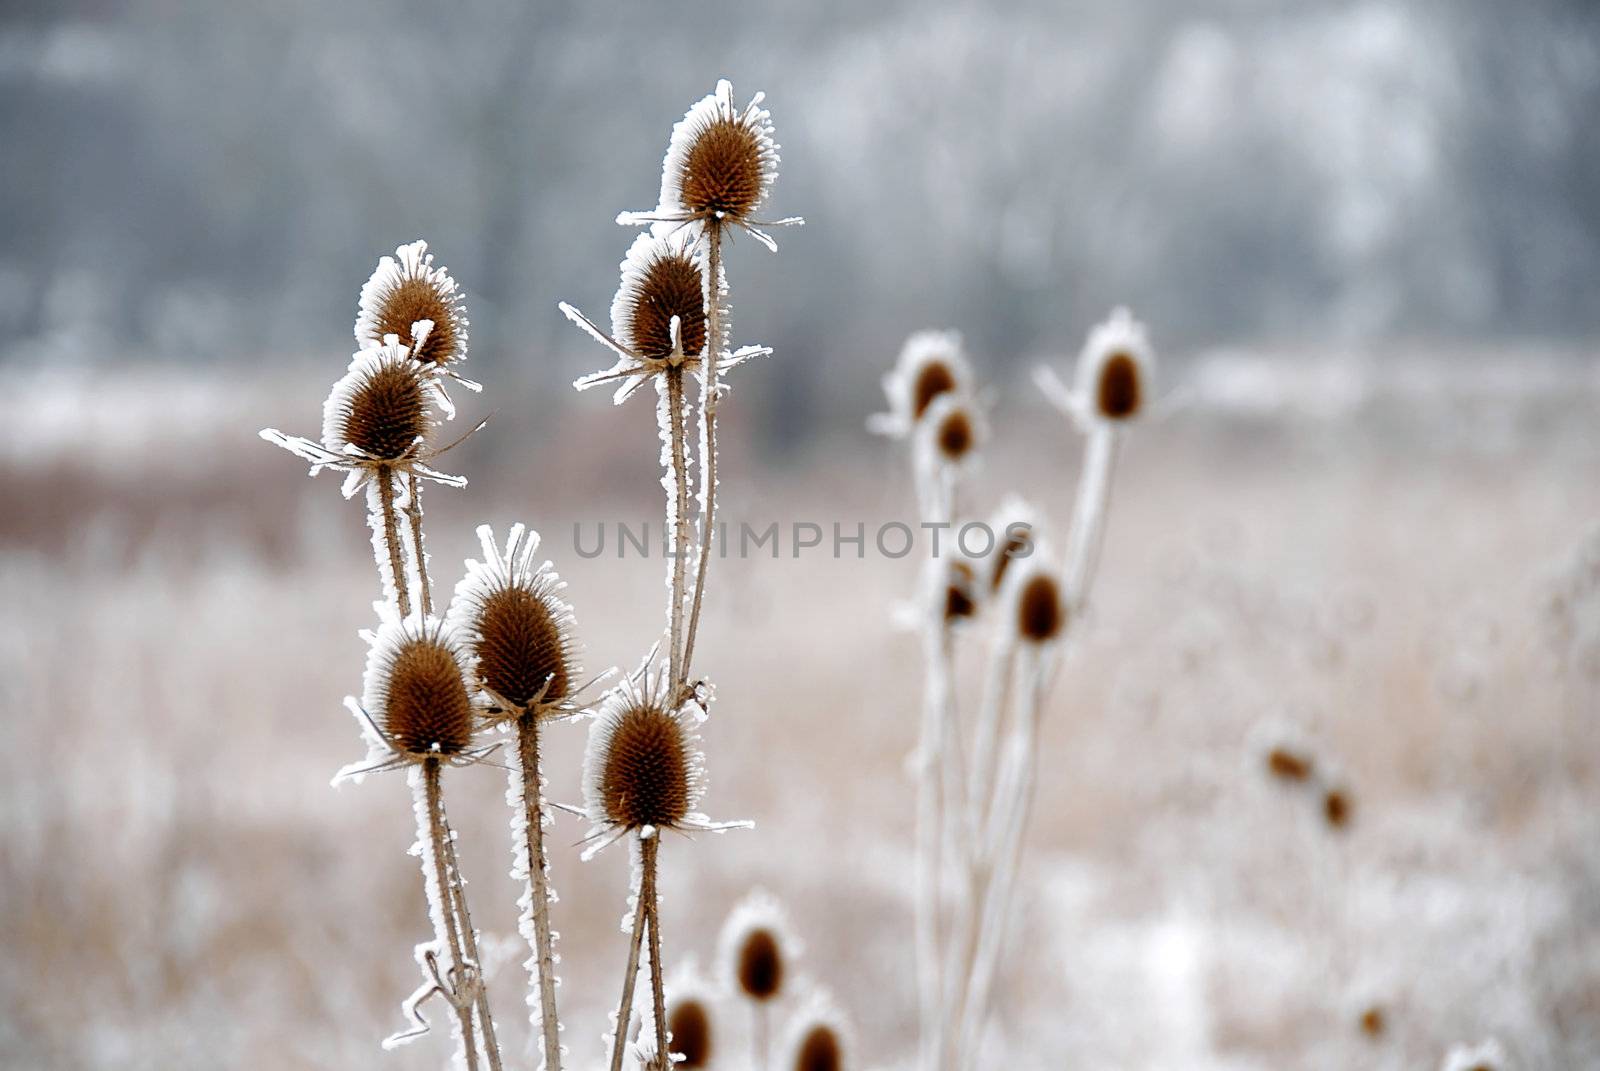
[254,76,796,1071]
[871,310,1157,1070]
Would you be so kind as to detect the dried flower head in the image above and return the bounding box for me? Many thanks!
[335,612,491,783]
[916,393,986,476]
[1323,784,1353,829]
[580,661,748,858]
[1359,1004,1386,1038]
[718,889,799,1003]
[260,340,467,499]
[782,993,848,1071]
[357,241,469,369]
[1034,306,1157,428]
[868,329,974,439]
[563,231,771,405]
[618,80,801,250]
[1003,554,1067,645]
[1267,746,1315,783]
[449,524,585,718]
[660,966,717,1069]
[984,496,1040,594]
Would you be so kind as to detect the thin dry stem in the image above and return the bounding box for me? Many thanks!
[666,368,690,689]
[379,465,412,618]
[607,837,652,1071]
[642,835,668,1071]
[517,712,564,1071]
[1063,425,1119,610]
[425,758,480,1071]
[680,222,723,687]
[440,797,503,1071]
[406,472,433,616]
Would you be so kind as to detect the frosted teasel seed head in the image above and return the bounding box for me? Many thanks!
[355,240,477,405]
[782,991,849,1071]
[564,231,772,406]
[335,612,497,784]
[1441,1038,1510,1071]
[636,960,716,1070]
[1035,306,1157,429]
[867,329,975,439]
[579,659,750,859]
[260,339,469,499]
[448,523,599,720]
[718,888,799,1003]
[618,79,803,251]
[914,392,987,479]
[1001,550,1067,645]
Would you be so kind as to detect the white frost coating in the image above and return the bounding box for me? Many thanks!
[332,609,477,786]
[1441,1038,1511,1071]
[777,988,851,1071]
[716,888,803,994]
[913,392,987,515]
[1036,306,1158,429]
[356,239,470,368]
[362,476,406,613]
[506,733,565,1054]
[868,329,975,439]
[578,658,750,862]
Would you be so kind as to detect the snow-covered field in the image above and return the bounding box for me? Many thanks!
[1,352,1597,1069]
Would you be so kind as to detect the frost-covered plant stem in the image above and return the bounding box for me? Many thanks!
[642,834,669,1071]
[514,712,564,1071]
[441,801,504,1071]
[422,759,482,1071]
[680,222,723,687]
[1063,425,1119,610]
[608,837,653,1071]
[967,636,1017,853]
[405,472,433,616]
[378,466,413,618]
[665,368,691,690]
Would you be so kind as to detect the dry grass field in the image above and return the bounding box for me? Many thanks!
[2,350,1597,1069]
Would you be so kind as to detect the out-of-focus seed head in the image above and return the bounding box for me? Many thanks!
[1074,307,1155,425]
[794,1024,843,1071]
[1096,352,1142,419]
[1323,786,1352,830]
[736,927,783,1001]
[936,407,975,462]
[356,240,468,370]
[667,996,713,1068]
[1017,571,1066,643]
[1360,1005,1386,1038]
[719,889,799,1006]
[1267,746,1315,783]
[945,559,978,622]
[613,232,710,362]
[912,360,958,422]
[869,330,974,440]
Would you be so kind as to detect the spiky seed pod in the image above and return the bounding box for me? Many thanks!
[657,80,779,225]
[944,559,978,622]
[599,698,690,829]
[320,342,439,462]
[614,233,711,362]
[1076,307,1154,424]
[449,524,580,715]
[666,996,713,1068]
[356,240,469,371]
[718,890,798,1003]
[1016,571,1066,643]
[868,330,974,439]
[349,614,478,764]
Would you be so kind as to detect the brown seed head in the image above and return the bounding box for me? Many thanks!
[991,525,1032,592]
[1359,1005,1385,1038]
[936,408,974,462]
[1323,787,1352,829]
[383,636,475,755]
[341,360,428,460]
[473,585,572,710]
[1017,573,1065,643]
[680,117,765,220]
[626,250,708,361]
[598,699,692,830]
[945,560,977,622]
[911,360,957,421]
[1266,747,1314,783]
[794,1024,842,1071]
[367,275,461,368]
[1097,352,1142,420]
[667,997,713,1068]
[736,927,783,1001]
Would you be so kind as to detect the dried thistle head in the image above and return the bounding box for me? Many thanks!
[336,614,480,779]
[718,889,799,1003]
[356,240,469,373]
[782,993,848,1071]
[1075,307,1154,424]
[449,524,582,717]
[580,662,746,857]
[1004,555,1067,645]
[612,231,713,363]
[666,995,713,1068]
[868,329,974,439]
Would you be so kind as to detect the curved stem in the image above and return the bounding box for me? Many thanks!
[680,222,723,685]
[517,713,564,1071]
[607,836,652,1071]
[423,759,479,1071]
[378,465,412,618]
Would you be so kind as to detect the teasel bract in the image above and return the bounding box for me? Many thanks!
[450,523,608,1071]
